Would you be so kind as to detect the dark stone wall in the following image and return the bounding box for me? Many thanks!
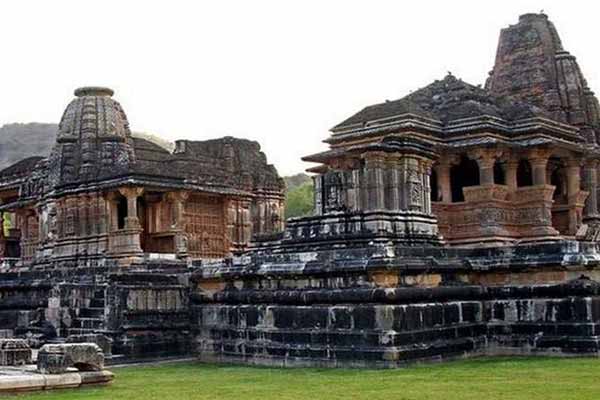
[191,279,600,367]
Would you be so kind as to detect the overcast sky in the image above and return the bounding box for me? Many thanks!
[1,1,599,175]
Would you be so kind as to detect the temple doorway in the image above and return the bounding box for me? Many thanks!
[450,156,479,202]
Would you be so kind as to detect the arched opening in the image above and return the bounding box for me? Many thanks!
[430,168,440,202]
[450,156,479,202]
[116,195,127,229]
[493,161,506,185]
[517,159,533,187]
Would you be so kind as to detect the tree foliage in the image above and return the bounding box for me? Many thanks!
[285,181,314,219]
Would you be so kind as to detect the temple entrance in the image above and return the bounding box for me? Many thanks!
[450,157,479,202]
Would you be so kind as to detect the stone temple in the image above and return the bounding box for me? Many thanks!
[2,13,600,366]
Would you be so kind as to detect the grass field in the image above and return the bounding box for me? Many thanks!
[14,357,600,400]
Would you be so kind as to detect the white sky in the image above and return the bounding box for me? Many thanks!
[1,0,599,175]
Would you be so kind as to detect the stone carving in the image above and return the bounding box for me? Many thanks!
[37,343,104,374]
[66,334,113,357]
[0,339,32,366]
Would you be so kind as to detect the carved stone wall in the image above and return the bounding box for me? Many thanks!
[184,195,226,259]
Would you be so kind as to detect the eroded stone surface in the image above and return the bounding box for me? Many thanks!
[37,343,104,374]
[0,339,31,366]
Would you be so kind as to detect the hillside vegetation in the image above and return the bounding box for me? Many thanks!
[284,173,314,218]
[0,123,174,170]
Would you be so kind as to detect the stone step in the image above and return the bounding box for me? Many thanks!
[71,318,103,330]
[78,307,105,318]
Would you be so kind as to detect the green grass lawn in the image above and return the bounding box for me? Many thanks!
[14,357,600,400]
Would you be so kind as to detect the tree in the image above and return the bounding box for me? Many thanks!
[285,181,314,219]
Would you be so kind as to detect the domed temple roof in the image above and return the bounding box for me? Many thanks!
[49,87,136,186]
[333,74,551,130]
[57,86,132,142]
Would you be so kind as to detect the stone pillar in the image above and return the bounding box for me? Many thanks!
[506,157,519,192]
[119,187,144,230]
[363,152,386,211]
[471,148,502,186]
[478,156,495,185]
[437,157,455,203]
[583,160,600,221]
[566,158,584,234]
[105,192,120,231]
[313,175,324,215]
[529,153,550,186]
[421,160,433,215]
[167,191,190,258]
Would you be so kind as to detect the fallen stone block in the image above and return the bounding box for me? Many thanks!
[66,334,112,357]
[37,343,104,374]
[0,339,32,366]
[79,370,115,385]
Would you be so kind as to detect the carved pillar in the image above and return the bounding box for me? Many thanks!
[167,191,190,258]
[506,157,519,192]
[363,152,386,211]
[477,155,495,185]
[421,159,433,215]
[566,158,585,234]
[119,187,144,230]
[313,175,324,215]
[105,192,120,231]
[471,148,502,186]
[437,157,456,203]
[388,159,401,210]
[583,160,600,221]
[528,149,551,186]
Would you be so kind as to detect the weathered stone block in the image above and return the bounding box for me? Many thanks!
[37,343,104,374]
[0,339,32,366]
[66,334,112,357]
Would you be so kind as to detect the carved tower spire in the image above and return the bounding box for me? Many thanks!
[486,13,600,144]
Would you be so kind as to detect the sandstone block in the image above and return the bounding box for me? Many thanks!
[37,343,104,374]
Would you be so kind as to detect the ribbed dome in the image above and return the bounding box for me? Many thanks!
[57,86,131,142]
[49,87,136,185]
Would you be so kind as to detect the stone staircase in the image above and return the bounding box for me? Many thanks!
[66,288,106,336]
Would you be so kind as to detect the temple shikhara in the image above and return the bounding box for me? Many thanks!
[1,13,600,368]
